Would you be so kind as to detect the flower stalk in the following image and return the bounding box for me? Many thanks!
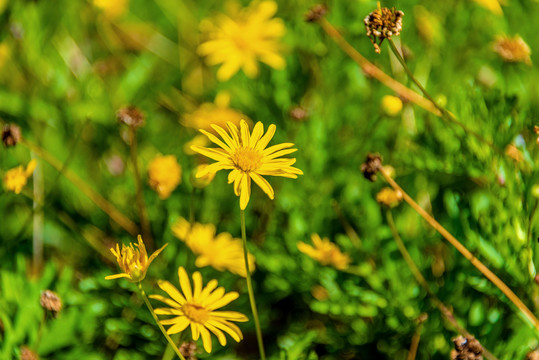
[129,126,153,249]
[240,210,266,360]
[21,138,139,236]
[138,283,186,360]
[379,166,539,331]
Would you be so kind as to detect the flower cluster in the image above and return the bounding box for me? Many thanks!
[364,6,404,53]
[172,217,255,277]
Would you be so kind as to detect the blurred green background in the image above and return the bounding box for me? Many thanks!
[1,0,539,359]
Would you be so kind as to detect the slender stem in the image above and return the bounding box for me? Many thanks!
[240,210,266,360]
[331,199,361,248]
[379,167,539,331]
[316,18,441,116]
[137,283,186,360]
[406,321,422,360]
[385,210,498,360]
[21,138,139,236]
[386,39,498,152]
[527,199,538,279]
[32,155,44,275]
[129,126,153,248]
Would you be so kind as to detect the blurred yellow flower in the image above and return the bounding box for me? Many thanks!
[376,187,403,208]
[3,159,37,194]
[94,0,128,18]
[184,134,210,155]
[494,35,532,65]
[190,164,216,188]
[148,155,182,199]
[472,0,502,15]
[150,266,248,353]
[381,95,403,116]
[198,1,286,81]
[172,217,255,277]
[105,235,168,282]
[182,92,248,134]
[298,234,351,270]
[191,120,303,210]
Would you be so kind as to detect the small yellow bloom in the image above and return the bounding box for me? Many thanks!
[198,1,286,81]
[381,95,403,116]
[191,120,303,210]
[172,217,255,277]
[182,92,249,135]
[494,35,532,65]
[150,266,248,353]
[3,159,37,194]
[105,235,168,282]
[298,234,351,270]
[94,0,128,18]
[376,187,403,208]
[190,164,216,189]
[148,155,182,199]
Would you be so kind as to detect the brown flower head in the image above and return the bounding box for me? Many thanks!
[305,4,328,22]
[179,341,198,360]
[40,290,62,317]
[450,335,483,360]
[2,123,21,147]
[116,106,145,128]
[364,6,404,53]
[494,35,531,65]
[20,346,39,360]
[360,153,383,182]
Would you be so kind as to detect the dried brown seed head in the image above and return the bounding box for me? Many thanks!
[364,7,404,53]
[20,346,39,360]
[116,106,145,128]
[179,341,198,360]
[40,290,62,316]
[360,153,383,182]
[305,4,328,22]
[526,350,539,360]
[451,335,483,360]
[2,123,21,147]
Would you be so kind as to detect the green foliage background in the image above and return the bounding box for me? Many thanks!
[1,0,539,359]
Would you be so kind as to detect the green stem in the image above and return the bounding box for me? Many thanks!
[387,39,498,153]
[240,210,266,360]
[137,283,186,360]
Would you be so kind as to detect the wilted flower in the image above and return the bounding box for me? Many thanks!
[198,1,286,81]
[381,95,403,116]
[191,120,303,210]
[105,235,168,283]
[3,159,37,194]
[94,0,129,18]
[148,155,182,199]
[2,123,21,147]
[40,290,62,317]
[364,5,404,53]
[150,266,248,353]
[182,92,248,134]
[450,335,483,360]
[360,153,383,182]
[376,187,403,208]
[172,217,255,277]
[494,35,531,65]
[116,106,145,128]
[298,234,351,270]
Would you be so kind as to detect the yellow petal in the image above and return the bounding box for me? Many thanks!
[199,326,213,353]
[166,316,190,334]
[250,172,274,199]
[206,292,239,311]
[178,266,193,301]
[157,280,187,305]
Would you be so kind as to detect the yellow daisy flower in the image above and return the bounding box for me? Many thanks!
[149,266,248,353]
[182,92,249,134]
[376,187,403,208]
[198,1,286,81]
[172,217,255,277]
[190,164,216,188]
[494,35,532,65]
[105,235,168,283]
[94,0,128,19]
[298,234,351,270]
[191,120,303,210]
[3,159,37,194]
[148,155,182,199]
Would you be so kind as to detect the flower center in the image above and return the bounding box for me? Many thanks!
[232,147,262,173]
[182,303,210,323]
